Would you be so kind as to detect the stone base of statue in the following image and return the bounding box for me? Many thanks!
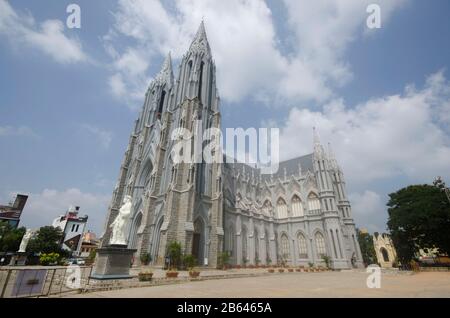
[9,252,27,266]
[90,245,136,280]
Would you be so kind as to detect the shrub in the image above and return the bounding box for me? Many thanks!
[39,252,60,266]
[218,251,230,269]
[140,253,152,265]
[183,254,197,270]
[167,241,182,270]
[321,255,331,269]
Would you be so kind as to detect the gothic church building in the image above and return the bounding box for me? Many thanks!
[101,22,363,269]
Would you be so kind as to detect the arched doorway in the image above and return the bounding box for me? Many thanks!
[380,247,390,262]
[192,218,205,265]
[129,212,142,249]
[152,217,164,264]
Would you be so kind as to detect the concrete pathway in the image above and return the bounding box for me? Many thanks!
[70,271,450,298]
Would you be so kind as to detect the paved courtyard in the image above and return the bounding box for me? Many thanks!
[70,270,450,298]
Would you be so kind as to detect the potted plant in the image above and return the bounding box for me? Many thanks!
[218,251,230,270]
[288,267,294,272]
[278,268,285,273]
[184,254,200,278]
[268,268,275,273]
[242,257,248,268]
[255,257,260,268]
[140,253,152,266]
[167,241,182,270]
[138,270,153,281]
[321,255,331,270]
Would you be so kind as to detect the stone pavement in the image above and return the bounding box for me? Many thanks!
[69,270,450,298]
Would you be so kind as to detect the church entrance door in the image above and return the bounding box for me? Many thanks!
[192,218,204,265]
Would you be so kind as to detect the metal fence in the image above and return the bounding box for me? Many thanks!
[0,266,93,298]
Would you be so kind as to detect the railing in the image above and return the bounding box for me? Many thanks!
[0,266,92,298]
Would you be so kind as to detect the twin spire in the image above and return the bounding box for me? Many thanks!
[152,21,211,88]
[313,127,340,170]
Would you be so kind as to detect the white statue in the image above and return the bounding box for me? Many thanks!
[18,229,33,253]
[109,195,133,245]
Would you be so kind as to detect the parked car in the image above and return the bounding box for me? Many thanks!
[67,258,86,265]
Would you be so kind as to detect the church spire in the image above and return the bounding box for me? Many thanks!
[189,21,211,56]
[313,127,324,158]
[154,52,173,87]
[327,142,339,170]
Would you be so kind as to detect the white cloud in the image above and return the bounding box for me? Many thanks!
[104,0,407,105]
[8,188,110,235]
[349,190,386,233]
[274,70,450,232]
[278,70,450,187]
[0,125,39,138]
[0,0,87,64]
[81,124,113,150]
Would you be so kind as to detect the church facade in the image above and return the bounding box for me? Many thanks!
[100,22,363,269]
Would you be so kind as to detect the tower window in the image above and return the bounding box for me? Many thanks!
[198,61,204,100]
[157,90,166,119]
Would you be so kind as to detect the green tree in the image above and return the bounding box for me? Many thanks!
[27,226,67,256]
[0,221,26,253]
[387,184,450,265]
[357,229,377,266]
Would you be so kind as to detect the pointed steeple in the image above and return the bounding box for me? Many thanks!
[313,127,324,158]
[189,21,211,56]
[155,52,173,87]
[327,142,339,170]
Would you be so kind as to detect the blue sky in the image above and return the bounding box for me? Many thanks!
[0,0,449,235]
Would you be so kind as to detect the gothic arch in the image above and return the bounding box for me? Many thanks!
[192,217,206,264]
[314,230,327,258]
[276,197,288,219]
[296,231,309,259]
[280,232,290,261]
[128,211,143,250]
[380,247,390,262]
[307,191,321,212]
[291,194,304,217]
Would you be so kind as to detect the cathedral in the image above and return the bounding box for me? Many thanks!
[100,22,363,269]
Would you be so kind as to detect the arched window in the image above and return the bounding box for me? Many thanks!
[308,193,321,213]
[315,232,326,257]
[281,234,290,259]
[297,233,308,258]
[157,90,166,119]
[262,200,272,216]
[276,198,288,219]
[242,226,248,262]
[227,226,234,256]
[291,195,304,217]
[198,61,204,99]
[381,248,389,262]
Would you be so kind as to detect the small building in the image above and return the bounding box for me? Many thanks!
[373,232,397,268]
[52,206,88,257]
[80,231,99,259]
[0,194,28,228]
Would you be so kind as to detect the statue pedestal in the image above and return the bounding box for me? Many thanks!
[91,245,136,280]
[9,252,27,266]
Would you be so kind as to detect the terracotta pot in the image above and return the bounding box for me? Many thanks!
[166,271,179,278]
[268,269,275,273]
[278,268,285,273]
[138,273,153,281]
[189,271,200,278]
[288,268,294,272]
[295,268,301,272]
